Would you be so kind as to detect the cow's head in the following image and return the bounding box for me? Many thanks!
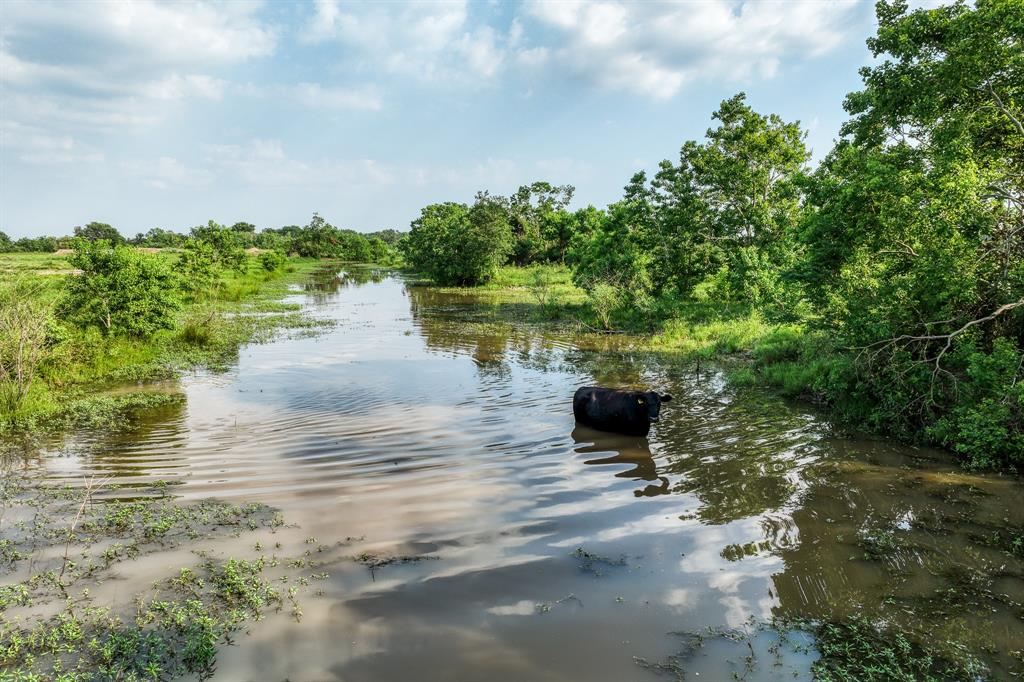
[636,392,672,423]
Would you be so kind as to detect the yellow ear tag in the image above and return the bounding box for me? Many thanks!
[637,398,644,404]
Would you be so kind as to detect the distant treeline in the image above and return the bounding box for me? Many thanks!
[0,218,404,260]
[400,0,1023,472]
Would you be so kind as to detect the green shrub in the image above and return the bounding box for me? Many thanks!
[588,283,624,330]
[190,221,245,271]
[259,251,287,272]
[179,238,219,294]
[0,277,54,415]
[62,240,181,338]
[926,339,1024,471]
[180,310,222,347]
[401,196,513,286]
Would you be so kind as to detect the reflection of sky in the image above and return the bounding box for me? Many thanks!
[38,271,1024,680]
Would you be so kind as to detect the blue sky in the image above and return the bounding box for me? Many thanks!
[1,0,881,238]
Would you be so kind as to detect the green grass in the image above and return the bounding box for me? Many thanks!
[650,307,777,357]
[425,264,589,324]
[0,252,75,275]
[445,266,790,358]
[439,265,587,304]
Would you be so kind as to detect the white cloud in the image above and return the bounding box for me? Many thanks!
[142,74,227,101]
[290,83,383,112]
[0,120,105,165]
[0,0,277,147]
[303,0,512,84]
[204,140,394,188]
[457,27,505,78]
[123,156,216,190]
[524,0,866,99]
[516,47,550,67]
[1,0,275,68]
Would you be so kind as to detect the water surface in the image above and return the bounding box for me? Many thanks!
[33,268,1024,680]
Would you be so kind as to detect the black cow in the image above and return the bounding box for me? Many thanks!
[572,387,672,436]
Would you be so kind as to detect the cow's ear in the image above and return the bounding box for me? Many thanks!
[660,394,673,402]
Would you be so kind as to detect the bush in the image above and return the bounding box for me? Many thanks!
[179,239,220,294]
[180,310,223,347]
[401,196,513,286]
[588,283,624,330]
[926,339,1024,471]
[62,240,181,337]
[258,251,287,272]
[190,221,245,271]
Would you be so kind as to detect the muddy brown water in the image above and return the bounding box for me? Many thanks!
[24,268,1024,680]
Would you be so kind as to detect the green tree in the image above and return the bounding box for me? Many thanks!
[132,228,185,248]
[74,222,124,244]
[659,94,809,303]
[568,95,808,306]
[191,221,246,270]
[13,236,58,252]
[506,181,575,264]
[62,240,181,337]
[568,179,654,297]
[254,229,291,252]
[797,0,1024,469]
[365,229,405,245]
[230,222,257,248]
[0,231,12,252]
[292,214,342,258]
[178,238,220,294]
[402,195,513,285]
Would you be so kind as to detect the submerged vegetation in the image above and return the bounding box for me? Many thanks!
[0,470,321,681]
[634,615,986,682]
[400,0,1024,473]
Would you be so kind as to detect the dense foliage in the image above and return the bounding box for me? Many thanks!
[74,221,124,244]
[793,0,1023,469]
[401,196,513,285]
[61,239,181,337]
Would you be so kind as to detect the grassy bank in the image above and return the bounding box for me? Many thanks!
[429,264,785,355]
[0,251,329,437]
[434,264,785,357]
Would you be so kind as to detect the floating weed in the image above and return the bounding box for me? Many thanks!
[634,616,988,682]
[351,551,439,580]
[0,472,328,681]
[535,594,583,614]
[571,546,628,576]
[807,615,986,681]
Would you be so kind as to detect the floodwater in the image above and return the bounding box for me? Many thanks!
[27,268,1024,679]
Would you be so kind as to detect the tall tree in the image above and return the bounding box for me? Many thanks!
[74,222,124,244]
[799,0,1024,467]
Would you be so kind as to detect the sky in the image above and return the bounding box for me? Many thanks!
[0,0,883,238]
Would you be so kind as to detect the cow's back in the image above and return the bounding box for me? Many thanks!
[572,386,650,436]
